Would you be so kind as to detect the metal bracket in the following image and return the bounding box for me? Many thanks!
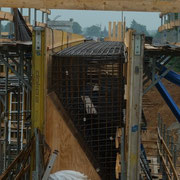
[34,27,44,55]
[36,31,41,52]
[143,68,170,95]
[134,34,141,56]
[42,150,59,180]
[143,56,178,95]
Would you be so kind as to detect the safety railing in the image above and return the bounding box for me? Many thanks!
[0,129,52,180]
[157,114,179,180]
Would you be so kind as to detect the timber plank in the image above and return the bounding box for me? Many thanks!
[0,0,180,12]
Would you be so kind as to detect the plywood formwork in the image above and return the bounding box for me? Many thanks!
[45,92,101,180]
[31,27,86,178]
[45,28,85,50]
[105,21,125,42]
[1,0,180,12]
[45,28,85,92]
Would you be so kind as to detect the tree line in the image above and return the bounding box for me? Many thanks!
[72,19,161,39]
[1,20,161,41]
[72,21,108,38]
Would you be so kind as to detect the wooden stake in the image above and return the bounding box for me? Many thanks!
[113,21,116,41]
[127,32,144,180]
[108,22,112,41]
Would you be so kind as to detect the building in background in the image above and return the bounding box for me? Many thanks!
[158,13,180,44]
[47,17,74,33]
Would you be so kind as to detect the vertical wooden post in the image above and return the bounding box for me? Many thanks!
[123,20,126,41]
[170,136,174,175]
[108,22,112,41]
[166,130,169,163]
[31,27,46,177]
[32,27,45,133]
[121,127,126,179]
[113,21,116,41]
[127,32,144,180]
[162,124,166,179]
[173,145,177,169]
[117,22,122,42]
[163,124,166,156]
[157,115,161,170]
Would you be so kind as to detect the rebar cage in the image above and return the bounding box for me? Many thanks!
[52,41,125,179]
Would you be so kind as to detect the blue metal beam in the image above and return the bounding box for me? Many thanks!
[155,75,180,121]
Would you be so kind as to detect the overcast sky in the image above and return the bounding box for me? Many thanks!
[1,8,161,31]
[49,10,161,31]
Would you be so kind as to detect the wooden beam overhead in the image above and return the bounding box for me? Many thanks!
[0,0,180,12]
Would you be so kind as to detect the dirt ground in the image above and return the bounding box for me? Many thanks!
[142,78,180,174]
[143,78,180,128]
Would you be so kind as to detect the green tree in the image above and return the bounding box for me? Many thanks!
[85,25,101,37]
[130,20,149,36]
[167,57,180,72]
[72,22,82,34]
[101,26,108,37]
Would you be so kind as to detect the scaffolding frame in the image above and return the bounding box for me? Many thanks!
[0,43,32,174]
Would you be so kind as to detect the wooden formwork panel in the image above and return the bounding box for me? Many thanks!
[45,92,101,180]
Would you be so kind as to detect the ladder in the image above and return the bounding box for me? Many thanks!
[140,143,152,180]
[42,150,59,180]
[8,87,25,151]
[140,155,152,180]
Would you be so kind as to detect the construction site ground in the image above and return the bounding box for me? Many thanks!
[142,78,180,177]
[143,78,180,126]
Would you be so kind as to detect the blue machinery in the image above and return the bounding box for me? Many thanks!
[156,66,180,121]
[141,57,180,179]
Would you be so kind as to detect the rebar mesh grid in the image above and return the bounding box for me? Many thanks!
[52,41,125,180]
